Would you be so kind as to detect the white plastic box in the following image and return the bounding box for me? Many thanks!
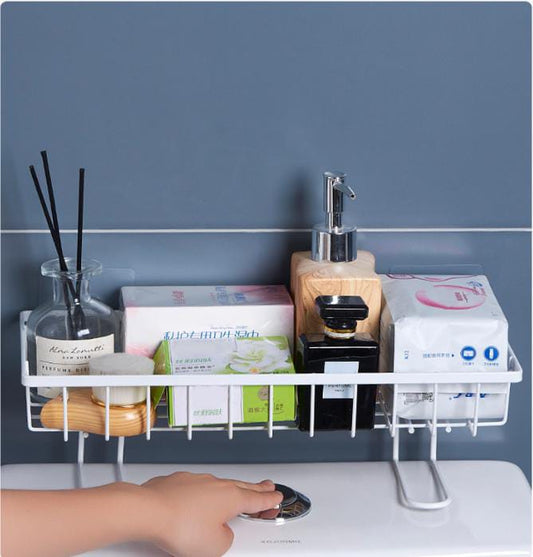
[121,285,294,358]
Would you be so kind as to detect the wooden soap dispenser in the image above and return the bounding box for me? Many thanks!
[290,171,382,343]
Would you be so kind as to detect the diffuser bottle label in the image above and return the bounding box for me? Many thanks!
[36,334,114,397]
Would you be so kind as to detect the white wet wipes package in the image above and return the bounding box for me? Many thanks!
[382,387,508,420]
[380,274,509,420]
[380,274,508,373]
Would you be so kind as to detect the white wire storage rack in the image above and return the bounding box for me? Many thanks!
[20,313,523,511]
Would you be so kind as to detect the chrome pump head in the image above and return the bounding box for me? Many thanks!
[311,171,357,262]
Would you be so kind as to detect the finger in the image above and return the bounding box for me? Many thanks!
[231,479,276,492]
[236,487,283,515]
[242,507,281,520]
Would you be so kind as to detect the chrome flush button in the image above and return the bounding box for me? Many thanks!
[240,483,311,523]
[275,483,298,507]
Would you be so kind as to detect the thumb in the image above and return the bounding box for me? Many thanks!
[216,524,235,556]
[237,487,283,515]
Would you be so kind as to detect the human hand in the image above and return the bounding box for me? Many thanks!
[142,472,283,557]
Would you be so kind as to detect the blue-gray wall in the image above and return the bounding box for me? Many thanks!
[2,3,531,480]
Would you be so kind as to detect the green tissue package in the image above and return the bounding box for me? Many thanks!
[153,337,296,426]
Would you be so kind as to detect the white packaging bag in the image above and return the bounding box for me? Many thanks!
[380,274,508,373]
[382,387,508,420]
[379,274,509,420]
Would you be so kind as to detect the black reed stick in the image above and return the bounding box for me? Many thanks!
[29,165,66,270]
[40,151,66,263]
[76,168,85,277]
[29,165,77,300]
[29,161,75,338]
[73,168,87,331]
[40,150,82,328]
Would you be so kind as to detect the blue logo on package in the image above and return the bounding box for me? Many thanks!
[484,346,499,361]
[460,346,476,361]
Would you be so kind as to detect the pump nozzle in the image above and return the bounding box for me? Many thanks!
[312,171,358,262]
[323,171,356,229]
[335,182,356,200]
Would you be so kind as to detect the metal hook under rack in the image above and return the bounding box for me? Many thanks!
[375,386,451,510]
[390,384,451,510]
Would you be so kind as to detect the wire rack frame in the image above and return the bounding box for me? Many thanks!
[20,314,523,510]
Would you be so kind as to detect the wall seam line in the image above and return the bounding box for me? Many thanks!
[0,228,531,235]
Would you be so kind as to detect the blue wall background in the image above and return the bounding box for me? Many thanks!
[2,3,531,480]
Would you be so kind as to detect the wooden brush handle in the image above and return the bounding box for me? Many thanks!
[40,388,156,437]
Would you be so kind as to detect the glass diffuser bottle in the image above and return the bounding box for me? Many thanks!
[27,258,120,401]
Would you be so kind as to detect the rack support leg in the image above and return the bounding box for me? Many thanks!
[391,419,452,510]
